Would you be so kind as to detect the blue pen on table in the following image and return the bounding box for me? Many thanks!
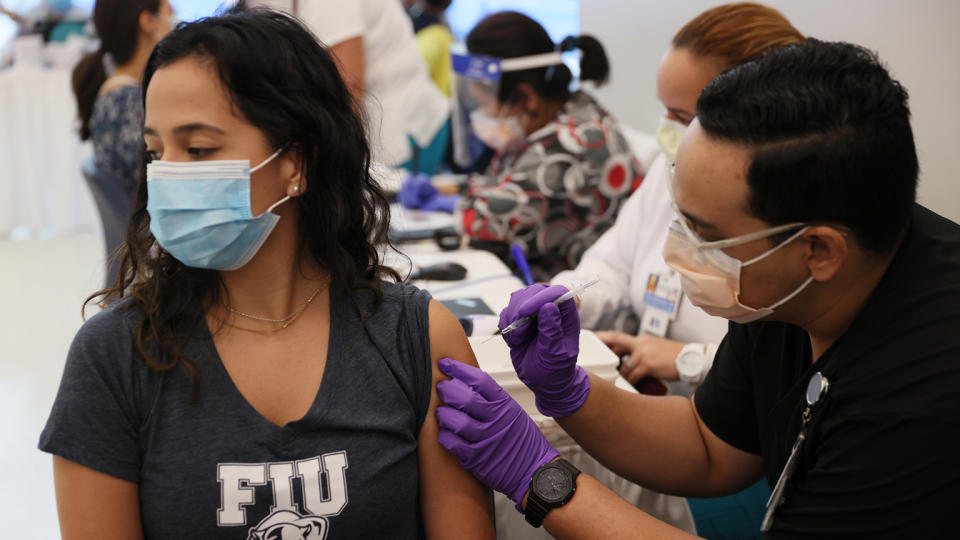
[510,243,535,286]
[482,277,601,343]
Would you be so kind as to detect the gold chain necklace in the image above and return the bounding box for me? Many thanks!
[225,277,330,331]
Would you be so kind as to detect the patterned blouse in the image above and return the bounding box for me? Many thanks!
[455,91,643,280]
[90,84,143,187]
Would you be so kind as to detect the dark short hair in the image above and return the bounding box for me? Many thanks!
[696,39,918,254]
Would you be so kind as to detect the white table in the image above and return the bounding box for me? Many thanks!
[0,67,96,238]
[390,241,697,537]
[387,242,522,310]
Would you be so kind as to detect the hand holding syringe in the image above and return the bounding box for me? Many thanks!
[483,278,600,343]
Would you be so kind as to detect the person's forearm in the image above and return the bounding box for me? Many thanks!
[542,474,700,540]
[556,373,722,496]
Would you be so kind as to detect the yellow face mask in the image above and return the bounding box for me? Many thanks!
[656,117,687,163]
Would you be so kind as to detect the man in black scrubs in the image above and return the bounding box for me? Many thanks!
[434,39,960,538]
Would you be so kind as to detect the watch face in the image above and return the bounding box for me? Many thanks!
[533,467,573,504]
[677,350,704,379]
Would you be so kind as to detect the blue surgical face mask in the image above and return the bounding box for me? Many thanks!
[146,148,289,270]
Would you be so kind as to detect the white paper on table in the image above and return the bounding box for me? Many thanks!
[389,203,455,233]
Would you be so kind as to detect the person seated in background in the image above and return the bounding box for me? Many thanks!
[296,0,451,175]
[40,8,493,538]
[401,11,642,282]
[404,0,454,96]
[554,3,804,393]
[437,39,960,538]
[72,0,174,284]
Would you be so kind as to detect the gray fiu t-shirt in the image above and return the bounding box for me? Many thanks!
[39,281,433,539]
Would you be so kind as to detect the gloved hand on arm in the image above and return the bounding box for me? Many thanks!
[398,173,461,213]
[499,284,589,418]
[436,358,559,510]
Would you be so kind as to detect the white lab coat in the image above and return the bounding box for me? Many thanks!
[553,154,728,346]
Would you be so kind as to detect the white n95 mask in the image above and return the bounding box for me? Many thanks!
[146,147,289,271]
[656,117,687,164]
[470,109,526,154]
[662,217,814,323]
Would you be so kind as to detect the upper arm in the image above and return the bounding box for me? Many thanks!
[417,300,495,539]
[53,456,142,540]
[329,37,365,100]
[690,399,764,495]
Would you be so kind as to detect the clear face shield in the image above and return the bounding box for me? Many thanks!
[450,49,565,166]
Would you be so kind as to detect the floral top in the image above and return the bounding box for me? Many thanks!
[455,91,643,281]
[90,84,143,186]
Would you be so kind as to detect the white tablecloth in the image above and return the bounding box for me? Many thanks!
[0,68,96,238]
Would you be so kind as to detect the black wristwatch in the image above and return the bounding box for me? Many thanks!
[524,459,581,528]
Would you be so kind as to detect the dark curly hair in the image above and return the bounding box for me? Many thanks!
[697,39,918,254]
[86,7,399,393]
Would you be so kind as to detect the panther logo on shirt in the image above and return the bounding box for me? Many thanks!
[217,451,349,533]
[246,510,328,540]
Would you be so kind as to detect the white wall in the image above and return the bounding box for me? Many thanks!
[581,0,960,222]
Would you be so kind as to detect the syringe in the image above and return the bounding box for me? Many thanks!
[484,277,600,343]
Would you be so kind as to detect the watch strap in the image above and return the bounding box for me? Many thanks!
[524,459,581,528]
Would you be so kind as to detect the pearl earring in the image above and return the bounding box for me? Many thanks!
[292,185,300,193]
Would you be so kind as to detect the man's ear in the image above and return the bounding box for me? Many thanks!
[803,226,848,282]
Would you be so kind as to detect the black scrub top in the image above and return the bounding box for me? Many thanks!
[695,204,960,538]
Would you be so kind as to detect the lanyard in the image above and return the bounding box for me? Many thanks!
[760,371,831,532]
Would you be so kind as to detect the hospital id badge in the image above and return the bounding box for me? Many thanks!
[640,307,671,337]
[642,270,682,320]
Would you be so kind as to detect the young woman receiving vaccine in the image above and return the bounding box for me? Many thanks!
[39,8,493,539]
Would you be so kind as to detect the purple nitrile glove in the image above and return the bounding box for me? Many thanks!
[398,173,433,210]
[398,173,461,213]
[436,357,559,511]
[499,284,589,418]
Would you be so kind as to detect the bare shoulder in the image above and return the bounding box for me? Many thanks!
[427,299,479,369]
[419,300,495,537]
